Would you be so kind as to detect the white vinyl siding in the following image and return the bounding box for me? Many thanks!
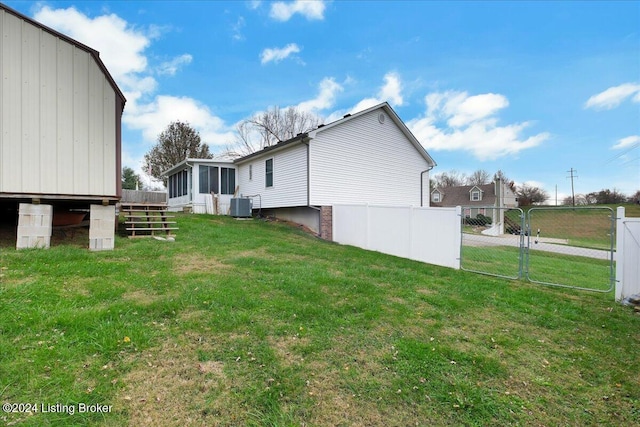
[309,109,431,206]
[237,143,307,209]
[0,9,119,197]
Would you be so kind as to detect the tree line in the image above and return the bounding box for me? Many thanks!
[562,189,640,206]
[430,169,550,207]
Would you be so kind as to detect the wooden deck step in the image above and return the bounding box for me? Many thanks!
[120,202,178,238]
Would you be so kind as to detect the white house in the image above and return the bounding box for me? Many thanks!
[164,103,436,239]
[0,4,126,249]
[164,159,237,214]
[234,102,436,238]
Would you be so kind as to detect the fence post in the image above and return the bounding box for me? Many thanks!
[454,206,462,269]
[615,206,625,301]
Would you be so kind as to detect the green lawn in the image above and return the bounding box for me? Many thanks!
[1,214,639,426]
[461,245,613,291]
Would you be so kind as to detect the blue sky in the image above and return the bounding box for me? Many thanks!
[6,0,640,200]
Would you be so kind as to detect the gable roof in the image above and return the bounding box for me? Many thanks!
[0,3,126,110]
[234,102,436,167]
[432,183,497,207]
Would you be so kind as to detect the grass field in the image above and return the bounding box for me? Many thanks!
[1,214,639,426]
[461,245,613,291]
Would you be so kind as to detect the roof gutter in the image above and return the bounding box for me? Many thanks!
[421,165,435,207]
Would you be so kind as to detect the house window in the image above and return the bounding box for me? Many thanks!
[249,164,253,181]
[182,170,188,195]
[265,158,273,187]
[432,192,440,203]
[168,170,188,199]
[199,165,219,194]
[471,190,481,201]
[220,167,236,195]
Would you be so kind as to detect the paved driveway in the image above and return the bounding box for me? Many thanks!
[462,233,613,261]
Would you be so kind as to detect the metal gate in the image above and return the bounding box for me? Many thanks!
[460,207,525,280]
[525,207,615,292]
[460,206,616,292]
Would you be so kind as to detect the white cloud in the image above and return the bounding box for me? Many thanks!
[34,6,150,84]
[157,54,193,76]
[408,90,549,161]
[123,95,235,147]
[260,43,301,64]
[231,16,246,41]
[270,0,326,21]
[584,82,640,110]
[34,5,233,163]
[378,72,403,106]
[324,72,406,122]
[248,1,262,10]
[296,77,343,112]
[612,135,640,150]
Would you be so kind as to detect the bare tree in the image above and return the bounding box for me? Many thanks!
[226,106,321,157]
[143,121,212,182]
[467,169,491,186]
[433,170,467,188]
[516,183,549,206]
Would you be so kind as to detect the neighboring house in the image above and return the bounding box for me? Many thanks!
[432,180,517,215]
[431,179,518,235]
[163,102,436,239]
[0,4,126,249]
[164,158,237,214]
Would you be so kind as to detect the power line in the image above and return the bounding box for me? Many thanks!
[604,142,640,165]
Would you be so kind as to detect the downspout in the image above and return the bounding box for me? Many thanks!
[303,138,311,207]
[420,165,435,207]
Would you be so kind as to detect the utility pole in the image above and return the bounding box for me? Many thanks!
[567,168,577,207]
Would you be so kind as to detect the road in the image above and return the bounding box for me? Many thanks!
[462,233,613,261]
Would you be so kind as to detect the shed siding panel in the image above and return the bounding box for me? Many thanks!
[56,39,74,194]
[88,61,105,195]
[102,84,117,195]
[309,109,431,206]
[21,20,40,192]
[0,8,119,198]
[72,48,90,195]
[237,143,307,209]
[1,11,23,192]
[39,31,58,193]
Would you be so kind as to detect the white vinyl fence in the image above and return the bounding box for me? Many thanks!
[332,204,461,269]
[616,207,640,301]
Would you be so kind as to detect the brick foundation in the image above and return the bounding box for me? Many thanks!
[319,205,333,241]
